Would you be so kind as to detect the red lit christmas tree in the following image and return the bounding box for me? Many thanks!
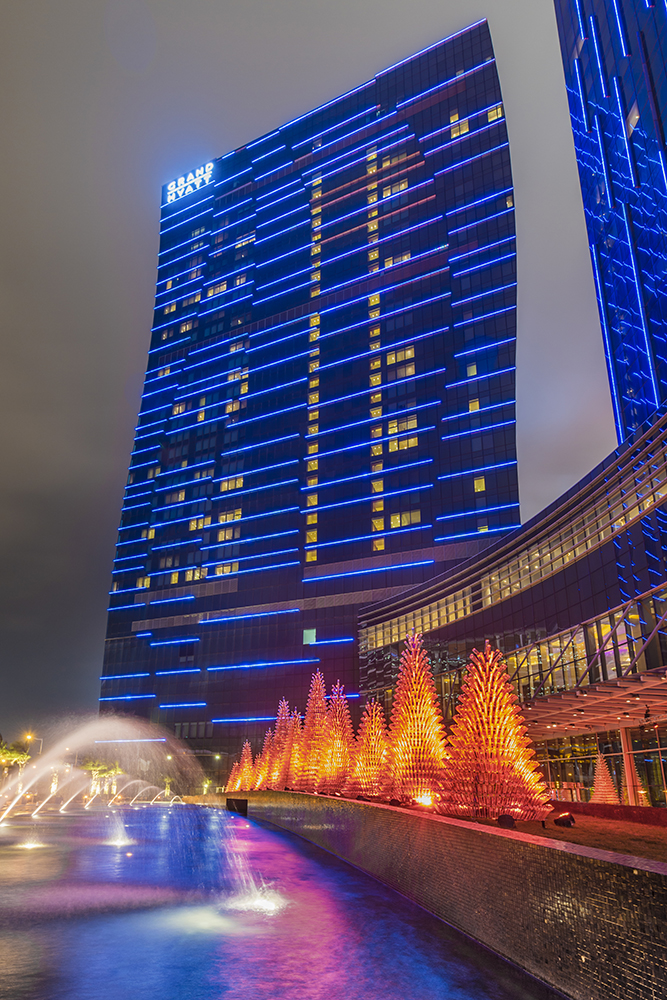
[267,698,291,790]
[300,670,328,792]
[319,681,354,795]
[439,641,551,821]
[388,633,447,805]
[590,752,620,804]
[344,700,391,799]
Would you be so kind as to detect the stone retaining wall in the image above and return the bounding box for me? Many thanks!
[243,791,667,1000]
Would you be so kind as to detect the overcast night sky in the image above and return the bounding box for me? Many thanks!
[0,0,616,741]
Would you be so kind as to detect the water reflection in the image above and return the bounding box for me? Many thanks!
[0,808,555,1000]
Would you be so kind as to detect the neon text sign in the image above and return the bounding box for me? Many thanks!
[166,162,215,203]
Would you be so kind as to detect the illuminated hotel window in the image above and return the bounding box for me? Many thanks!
[488,103,503,121]
[371,479,384,493]
[369,373,382,387]
[370,406,382,418]
[387,346,414,365]
[190,515,213,530]
[390,510,421,528]
[372,538,385,551]
[388,435,418,451]
[164,303,176,315]
[388,414,417,434]
[384,252,411,267]
[372,499,384,512]
[371,425,383,438]
[166,490,186,504]
[306,495,318,507]
[506,194,513,207]
[307,459,319,472]
[136,576,150,589]
[170,572,179,584]
[141,528,156,540]
[474,476,486,493]
[306,530,318,544]
[306,550,317,562]
[184,567,207,581]
[219,509,241,523]
[372,517,385,531]
[215,562,239,575]
[467,363,478,377]
[450,111,469,137]
[218,525,241,541]
[395,362,415,379]
[172,403,186,415]
[382,179,408,198]
[308,392,320,405]
[309,329,320,342]
[220,476,243,492]
[307,442,319,455]
[370,443,383,456]
[469,398,480,412]
[306,512,317,525]
[180,320,193,333]
[207,281,227,297]
[370,357,381,370]
[307,476,318,487]
[371,461,383,473]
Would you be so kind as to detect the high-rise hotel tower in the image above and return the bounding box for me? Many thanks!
[101,19,519,766]
[553,0,667,441]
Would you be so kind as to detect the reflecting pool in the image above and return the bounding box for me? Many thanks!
[0,807,555,1000]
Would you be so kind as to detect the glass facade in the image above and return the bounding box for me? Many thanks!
[101,20,520,772]
[360,406,667,804]
[553,0,667,441]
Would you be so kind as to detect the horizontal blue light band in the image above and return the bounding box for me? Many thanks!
[211,717,275,723]
[441,399,515,423]
[449,235,516,264]
[451,282,516,309]
[303,459,432,493]
[157,232,211,258]
[200,530,299,553]
[434,142,510,178]
[454,337,515,358]
[208,658,320,672]
[424,118,504,160]
[451,252,516,280]
[149,595,197,605]
[151,539,202,552]
[201,547,299,570]
[100,673,150,681]
[305,523,431,550]
[201,609,300,625]
[434,525,521,541]
[99,694,156,701]
[303,483,433,514]
[155,667,202,676]
[303,560,434,582]
[441,419,515,441]
[159,702,207,709]
[448,207,513,237]
[316,426,436,460]
[446,187,513,217]
[437,459,517,480]
[309,638,354,645]
[149,637,200,647]
[107,603,142,611]
[444,366,516,389]
[436,502,520,522]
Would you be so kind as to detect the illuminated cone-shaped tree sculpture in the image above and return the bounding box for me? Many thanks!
[235,740,255,792]
[319,682,355,795]
[285,710,304,790]
[590,752,620,804]
[267,698,291,790]
[440,641,551,821]
[388,633,447,805]
[344,700,392,799]
[253,730,273,790]
[300,670,328,793]
[225,760,241,793]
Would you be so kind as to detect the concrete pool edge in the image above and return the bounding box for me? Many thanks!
[236,790,665,1000]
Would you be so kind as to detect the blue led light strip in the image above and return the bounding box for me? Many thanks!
[200,531,299,552]
[157,232,211,258]
[149,595,197,605]
[448,207,513,237]
[100,673,150,681]
[610,0,630,56]
[306,523,430,550]
[303,560,434,583]
[441,419,515,442]
[591,245,623,437]
[223,434,300,457]
[444,366,515,389]
[452,252,516,281]
[99,694,156,702]
[316,426,436,461]
[311,638,355,645]
[437,459,517,481]
[453,306,515,330]
[454,337,515,358]
[200,547,299,571]
[201,608,300,625]
[451,282,516,308]
[589,16,609,97]
[446,187,513,217]
[613,77,638,187]
[149,637,200,647]
[424,119,504,160]
[155,668,201,676]
[434,525,521,541]
[291,106,377,150]
[449,235,515,263]
[434,143,509,178]
[436,502,520,521]
[391,40,488,94]
[208,658,320,672]
[621,203,659,406]
[303,459,432,493]
[574,59,591,134]
[159,702,207,709]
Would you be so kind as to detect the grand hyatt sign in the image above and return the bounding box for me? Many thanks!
[165,162,215,203]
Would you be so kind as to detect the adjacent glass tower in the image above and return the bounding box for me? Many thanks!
[553,0,667,441]
[101,19,519,769]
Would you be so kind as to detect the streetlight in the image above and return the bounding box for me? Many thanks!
[25,734,43,754]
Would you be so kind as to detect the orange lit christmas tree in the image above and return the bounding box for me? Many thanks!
[439,641,551,821]
[344,700,391,799]
[253,730,273,790]
[267,698,291,790]
[300,670,328,793]
[590,752,620,804]
[319,682,354,795]
[225,760,241,792]
[235,739,255,792]
[285,709,304,790]
[388,633,447,805]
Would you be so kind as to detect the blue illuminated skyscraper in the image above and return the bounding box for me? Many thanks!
[553,0,667,441]
[101,19,519,769]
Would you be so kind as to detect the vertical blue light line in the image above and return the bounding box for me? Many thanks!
[613,77,638,187]
[594,116,614,207]
[574,59,591,132]
[574,0,588,37]
[621,203,659,407]
[589,16,609,97]
[591,245,624,439]
[610,0,631,56]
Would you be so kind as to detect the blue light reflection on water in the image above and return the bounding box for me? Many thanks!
[0,807,553,1000]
